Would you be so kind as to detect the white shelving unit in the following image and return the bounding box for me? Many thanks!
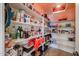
[5,3,46,56]
[51,20,75,53]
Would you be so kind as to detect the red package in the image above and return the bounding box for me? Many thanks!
[38,39,41,45]
[41,37,44,43]
[28,38,34,46]
[34,38,41,49]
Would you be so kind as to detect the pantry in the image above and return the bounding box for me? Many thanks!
[0,3,78,56]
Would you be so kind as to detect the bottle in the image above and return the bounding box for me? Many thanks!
[23,30,29,38]
[38,28,41,34]
[16,26,20,39]
[20,26,24,38]
[24,14,26,23]
[23,31,26,38]
[11,26,16,39]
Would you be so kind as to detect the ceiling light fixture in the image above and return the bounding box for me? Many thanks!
[53,3,66,13]
[56,4,61,8]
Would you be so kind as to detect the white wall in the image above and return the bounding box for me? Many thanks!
[75,4,79,53]
[0,3,4,56]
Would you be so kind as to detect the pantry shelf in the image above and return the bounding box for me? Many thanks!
[12,21,43,27]
[23,42,45,56]
[5,39,45,56]
[52,33,74,36]
[57,40,75,48]
[52,20,74,23]
[9,3,44,20]
[58,43,74,53]
[14,34,43,43]
[58,28,74,30]
[44,33,51,36]
[23,44,34,49]
[44,25,48,28]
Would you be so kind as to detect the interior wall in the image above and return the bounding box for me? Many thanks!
[0,3,5,56]
[67,3,75,20]
[75,4,79,53]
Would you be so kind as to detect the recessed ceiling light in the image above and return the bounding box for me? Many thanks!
[56,4,61,8]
